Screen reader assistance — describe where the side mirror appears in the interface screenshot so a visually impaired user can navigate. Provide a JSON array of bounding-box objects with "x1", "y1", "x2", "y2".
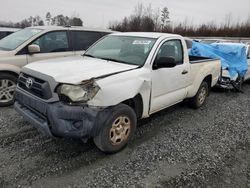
[
  {"x1": 28, "y1": 44, "x2": 40, "y2": 54},
  {"x1": 155, "y1": 57, "x2": 176, "y2": 69}
]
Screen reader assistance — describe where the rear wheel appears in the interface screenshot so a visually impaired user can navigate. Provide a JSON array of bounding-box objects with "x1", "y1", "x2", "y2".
[
  {"x1": 188, "y1": 81, "x2": 209, "y2": 109},
  {"x1": 0, "y1": 73, "x2": 17, "y2": 107},
  {"x1": 94, "y1": 104, "x2": 137, "y2": 153}
]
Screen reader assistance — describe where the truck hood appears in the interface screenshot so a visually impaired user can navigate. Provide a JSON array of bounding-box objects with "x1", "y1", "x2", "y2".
[{"x1": 24, "y1": 56, "x2": 138, "y2": 84}]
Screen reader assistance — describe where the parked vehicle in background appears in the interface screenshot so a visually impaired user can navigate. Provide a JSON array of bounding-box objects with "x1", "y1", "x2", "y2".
[
  {"x1": 246, "y1": 45, "x2": 250, "y2": 79},
  {"x1": 0, "y1": 26, "x2": 112, "y2": 106},
  {"x1": 14, "y1": 32, "x2": 221, "y2": 153},
  {"x1": 0, "y1": 27, "x2": 19, "y2": 40},
  {"x1": 217, "y1": 43, "x2": 250, "y2": 90},
  {"x1": 189, "y1": 41, "x2": 249, "y2": 91}
]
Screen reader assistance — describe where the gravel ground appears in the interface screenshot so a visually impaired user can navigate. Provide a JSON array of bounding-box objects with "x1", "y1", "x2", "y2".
[{"x1": 0, "y1": 84, "x2": 250, "y2": 188}]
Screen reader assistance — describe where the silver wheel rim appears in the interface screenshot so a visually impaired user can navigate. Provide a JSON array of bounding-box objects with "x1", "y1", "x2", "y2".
[
  {"x1": 0, "y1": 79, "x2": 16, "y2": 103},
  {"x1": 109, "y1": 115, "x2": 131, "y2": 146},
  {"x1": 198, "y1": 87, "x2": 207, "y2": 105}
]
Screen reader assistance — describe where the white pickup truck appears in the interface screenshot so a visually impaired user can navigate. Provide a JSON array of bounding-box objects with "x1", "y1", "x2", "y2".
[{"x1": 14, "y1": 32, "x2": 221, "y2": 153}]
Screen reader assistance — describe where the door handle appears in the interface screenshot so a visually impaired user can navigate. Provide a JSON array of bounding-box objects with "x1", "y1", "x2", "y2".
[{"x1": 182, "y1": 70, "x2": 188, "y2": 74}]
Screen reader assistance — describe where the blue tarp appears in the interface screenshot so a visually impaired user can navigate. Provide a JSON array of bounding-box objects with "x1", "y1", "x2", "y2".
[{"x1": 189, "y1": 42, "x2": 248, "y2": 78}]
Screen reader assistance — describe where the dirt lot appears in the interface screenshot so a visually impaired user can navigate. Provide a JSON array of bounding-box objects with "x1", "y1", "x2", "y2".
[{"x1": 0, "y1": 84, "x2": 250, "y2": 188}]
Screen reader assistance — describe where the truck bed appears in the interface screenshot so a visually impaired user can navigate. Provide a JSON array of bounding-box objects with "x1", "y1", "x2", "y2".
[{"x1": 189, "y1": 55, "x2": 219, "y2": 64}]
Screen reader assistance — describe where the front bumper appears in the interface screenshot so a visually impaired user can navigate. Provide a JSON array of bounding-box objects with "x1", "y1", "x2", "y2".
[
  {"x1": 216, "y1": 76, "x2": 244, "y2": 92},
  {"x1": 14, "y1": 89, "x2": 109, "y2": 138},
  {"x1": 216, "y1": 76, "x2": 234, "y2": 89}
]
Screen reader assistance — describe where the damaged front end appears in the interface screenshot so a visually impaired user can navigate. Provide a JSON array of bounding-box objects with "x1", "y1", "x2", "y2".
[
  {"x1": 14, "y1": 91, "x2": 112, "y2": 138},
  {"x1": 217, "y1": 69, "x2": 244, "y2": 92},
  {"x1": 14, "y1": 77, "x2": 111, "y2": 139},
  {"x1": 57, "y1": 79, "x2": 100, "y2": 104}
]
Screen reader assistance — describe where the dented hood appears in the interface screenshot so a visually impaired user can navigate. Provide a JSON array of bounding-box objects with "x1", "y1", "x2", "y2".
[{"x1": 24, "y1": 56, "x2": 138, "y2": 84}]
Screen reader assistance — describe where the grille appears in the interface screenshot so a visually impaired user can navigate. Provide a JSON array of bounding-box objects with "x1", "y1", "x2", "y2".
[{"x1": 18, "y1": 73, "x2": 52, "y2": 100}]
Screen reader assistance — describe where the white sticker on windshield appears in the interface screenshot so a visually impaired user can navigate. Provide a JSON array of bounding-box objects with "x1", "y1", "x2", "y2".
[{"x1": 133, "y1": 40, "x2": 152, "y2": 45}]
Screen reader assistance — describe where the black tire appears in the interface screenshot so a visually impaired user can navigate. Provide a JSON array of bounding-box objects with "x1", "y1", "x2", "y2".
[
  {"x1": 188, "y1": 81, "x2": 209, "y2": 109},
  {"x1": 231, "y1": 76, "x2": 244, "y2": 92},
  {"x1": 93, "y1": 104, "x2": 137, "y2": 153},
  {"x1": 0, "y1": 73, "x2": 18, "y2": 107}
]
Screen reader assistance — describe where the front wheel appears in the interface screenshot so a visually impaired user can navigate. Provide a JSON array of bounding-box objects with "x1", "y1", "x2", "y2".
[
  {"x1": 0, "y1": 73, "x2": 18, "y2": 107},
  {"x1": 188, "y1": 81, "x2": 209, "y2": 109},
  {"x1": 93, "y1": 104, "x2": 137, "y2": 153}
]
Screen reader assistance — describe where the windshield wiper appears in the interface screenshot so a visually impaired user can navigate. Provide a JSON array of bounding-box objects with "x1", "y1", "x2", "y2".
[
  {"x1": 83, "y1": 54, "x2": 119, "y2": 62},
  {"x1": 83, "y1": 55, "x2": 139, "y2": 66},
  {"x1": 83, "y1": 54, "x2": 97, "y2": 58},
  {"x1": 100, "y1": 57, "x2": 119, "y2": 62},
  {"x1": 99, "y1": 57, "x2": 130, "y2": 64}
]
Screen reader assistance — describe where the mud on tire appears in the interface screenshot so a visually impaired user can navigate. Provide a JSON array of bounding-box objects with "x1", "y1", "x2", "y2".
[{"x1": 188, "y1": 81, "x2": 209, "y2": 109}]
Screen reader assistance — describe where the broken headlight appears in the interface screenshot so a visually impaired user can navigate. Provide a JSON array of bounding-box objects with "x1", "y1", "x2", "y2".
[{"x1": 58, "y1": 80, "x2": 100, "y2": 103}]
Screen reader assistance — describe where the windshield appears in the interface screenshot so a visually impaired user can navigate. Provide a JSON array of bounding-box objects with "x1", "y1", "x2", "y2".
[
  {"x1": 84, "y1": 35, "x2": 157, "y2": 66},
  {"x1": 0, "y1": 28, "x2": 42, "y2": 51}
]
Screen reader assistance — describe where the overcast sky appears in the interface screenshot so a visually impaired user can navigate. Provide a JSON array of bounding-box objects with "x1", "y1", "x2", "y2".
[{"x1": 0, "y1": 0, "x2": 249, "y2": 28}]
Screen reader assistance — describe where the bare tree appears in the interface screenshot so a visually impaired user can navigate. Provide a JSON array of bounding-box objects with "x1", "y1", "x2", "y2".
[
  {"x1": 247, "y1": 15, "x2": 250, "y2": 26},
  {"x1": 153, "y1": 8, "x2": 161, "y2": 31},
  {"x1": 70, "y1": 17, "x2": 83, "y2": 26},
  {"x1": 224, "y1": 13, "x2": 232, "y2": 28},
  {"x1": 109, "y1": 3, "x2": 161, "y2": 32},
  {"x1": 161, "y1": 7, "x2": 170, "y2": 31},
  {"x1": 134, "y1": 3, "x2": 143, "y2": 18},
  {"x1": 46, "y1": 12, "x2": 52, "y2": 26}
]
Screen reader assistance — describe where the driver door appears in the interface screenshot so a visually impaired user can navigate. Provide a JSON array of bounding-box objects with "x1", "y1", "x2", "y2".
[{"x1": 150, "y1": 39, "x2": 189, "y2": 114}]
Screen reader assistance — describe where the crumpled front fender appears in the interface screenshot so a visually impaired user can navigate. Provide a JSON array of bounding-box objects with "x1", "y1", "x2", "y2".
[{"x1": 88, "y1": 68, "x2": 151, "y2": 117}]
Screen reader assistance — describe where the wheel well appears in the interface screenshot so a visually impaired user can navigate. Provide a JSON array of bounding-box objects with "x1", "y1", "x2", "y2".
[
  {"x1": 122, "y1": 94, "x2": 143, "y2": 119},
  {"x1": 203, "y1": 75, "x2": 212, "y2": 89},
  {"x1": 0, "y1": 71, "x2": 19, "y2": 78}
]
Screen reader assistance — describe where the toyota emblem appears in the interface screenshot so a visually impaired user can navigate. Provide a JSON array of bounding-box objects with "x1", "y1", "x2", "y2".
[{"x1": 26, "y1": 78, "x2": 33, "y2": 89}]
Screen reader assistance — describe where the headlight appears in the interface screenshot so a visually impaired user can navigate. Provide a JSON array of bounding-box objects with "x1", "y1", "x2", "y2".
[{"x1": 59, "y1": 80, "x2": 100, "y2": 103}]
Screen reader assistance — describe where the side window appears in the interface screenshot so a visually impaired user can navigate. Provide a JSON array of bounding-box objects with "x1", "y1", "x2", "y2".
[
  {"x1": 0, "y1": 32, "x2": 5, "y2": 39},
  {"x1": 31, "y1": 31, "x2": 69, "y2": 53},
  {"x1": 73, "y1": 31, "x2": 103, "y2": 51},
  {"x1": 156, "y1": 40, "x2": 183, "y2": 65}
]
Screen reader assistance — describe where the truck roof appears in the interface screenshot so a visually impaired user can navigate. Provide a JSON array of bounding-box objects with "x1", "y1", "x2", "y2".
[
  {"x1": 28, "y1": 26, "x2": 114, "y2": 33},
  {"x1": 111, "y1": 32, "x2": 182, "y2": 39}
]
